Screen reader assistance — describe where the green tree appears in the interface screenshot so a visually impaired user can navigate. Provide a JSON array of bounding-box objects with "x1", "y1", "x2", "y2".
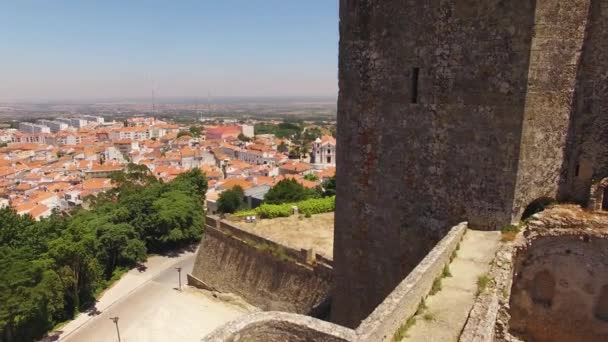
[
  {"x1": 303, "y1": 173, "x2": 319, "y2": 182},
  {"x1": 264, "y1": 179, "x2": 317, "y2": 204},
  {"x1": 0, "y1": 247, "x2": 65, "y2": 341},
  {"x1": 150, "y1": 190, "x2": 204, "y2": 247},
  {"x1": 97, "y1": 222, "x2": 146, "y2": 276},
  {"x1": 47, "y1": 226, "x2": 102, "y2": 315},
  {"x1": 171, "y1": 168, "x2": 208, "y2": 199},
  {"x1": 217, "y1": 186, "x2": 245, "y2": 214},
  {"x1": 0, "y1": 162, "x2": 209, "y2": 341},
  {"x1": 322, "y1": 176, "x2": 336, "y2": 197},
  {"x1": 303, "y1": 127, "x2": 322, "y2": 143},
  {"x1": 189, "y1": 126, "x2": 201, "y2": 137},
  {"x1": 177, "y1": 131, "x2": 192, "y2": 138},
  {"x1": 288, "y1": 146, "x2": 301, "y2": 159},
  {"x1": 237, "y1": 133, "x2": 251, "y2": 142},
  {"x1": 277, "y1": 142, "x2": 288, "y2": 153}
]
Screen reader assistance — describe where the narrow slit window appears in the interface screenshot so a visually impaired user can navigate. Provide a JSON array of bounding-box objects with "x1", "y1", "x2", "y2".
[
  {"x1": 411, "y1": 67, "x2": 420, "y2": 104},
  {"x1": 575, "y1": 164, "x2": 580, "y2": 177}
]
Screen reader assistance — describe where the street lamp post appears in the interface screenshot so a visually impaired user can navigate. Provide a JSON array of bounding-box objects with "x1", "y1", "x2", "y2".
[
  {"x1": 175, "y1": 267, "x2": 182, "y2": 291},
  {"x1": 109, "y1": 316, "x2": 121, "y2": 342}
]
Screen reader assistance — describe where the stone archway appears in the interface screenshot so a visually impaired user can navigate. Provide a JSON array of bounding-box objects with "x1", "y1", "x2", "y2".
[{"x1": 588, "y1": 178, "x2": 608, "y2": 211}]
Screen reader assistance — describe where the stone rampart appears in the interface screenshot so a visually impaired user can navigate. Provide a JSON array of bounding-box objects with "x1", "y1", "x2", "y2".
[
  {"x1": 355, "y1": 222, "x2": 467, "y2": 341},
  {"x1": 462, "y1": 206, "x2": 608, "y2": 341},
  {"x1": 189, "y1": 217, "x2": 332, "y2": 315},
  {"x1": 202, "y1": 312, "x2": 356, "y2": 342},
  {"x1": 202, "y1": 223, "x2": 467, "y2": 341}
]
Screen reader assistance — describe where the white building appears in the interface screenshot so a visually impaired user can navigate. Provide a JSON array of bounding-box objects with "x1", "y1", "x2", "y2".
[
  {"x1": 240, "y1": 124, "x2": 255, "y2": 138},
  {"x1": 56, "y1": 117, "x2": 88, "y2": 129},
  {"x1": 18, "y1": 122, "x2": 51, "y2": 134},
  {"x1": 38, "y1": 120, "x2": 68, "y2": 133},
  {"x1": 81, "y1": 115, "x2": 105, "y2": 124},
  {"x1": 310, "y1": 135, "x2": 337, "y2": 170}
]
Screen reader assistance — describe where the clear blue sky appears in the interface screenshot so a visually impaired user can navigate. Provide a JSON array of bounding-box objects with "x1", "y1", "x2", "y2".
[{"x1": 0, "y1": 1, "x2": 338, "y2": 101}]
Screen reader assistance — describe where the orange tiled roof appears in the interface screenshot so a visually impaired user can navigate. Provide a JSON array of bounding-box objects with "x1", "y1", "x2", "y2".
[
  {"x1": 217, "y1": 178, "x2": 254, "y2": 191},
  {"x1": 29, "y1": 204, "x2": 50, "y2": 219},
  {"x1": 82, "y1": 178, "x2": 114, "y2": 190},
  {"x1": 280, "y1": 162, "x2": 313, "y2": 173}
]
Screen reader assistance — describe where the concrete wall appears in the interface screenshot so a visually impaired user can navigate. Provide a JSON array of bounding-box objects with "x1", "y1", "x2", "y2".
[
  {"x1": 190, "y1": 217, "x2": 332, "y2": 315},
  {"x1": 333, "y1": 0, "x2": 597, "y2": 327}
]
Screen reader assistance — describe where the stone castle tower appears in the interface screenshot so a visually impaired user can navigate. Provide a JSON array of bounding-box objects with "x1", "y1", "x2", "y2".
[{"x1": 332, "y1": 0, "x2": 608, "y2": 328}]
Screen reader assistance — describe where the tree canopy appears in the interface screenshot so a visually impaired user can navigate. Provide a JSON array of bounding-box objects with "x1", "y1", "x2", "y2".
[
  {"x1": 264, "y1": 179, "x2": 318, "y2": 205},
  {"x1": 322, "y1": 176, "x2": 336, "y2": 197},
  {"x1": 217, "y1": 186, "x2": 244, "y2": 214},
  {"x1": 0, "y1": 168, "x2": 207, "y2": 341}
]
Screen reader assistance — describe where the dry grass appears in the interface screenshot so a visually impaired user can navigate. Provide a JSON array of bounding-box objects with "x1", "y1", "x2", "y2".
[
  {"x1": 500, "y1": 224, "x2": 520, "y2": 242},
  {"x1": 393, "y1": 316, "x2": 416, "y2": 341},
  {"x1": 232, "y1": 212, "x2": 335, "y2": 259},
  {"x1": 477, "y1": 275, "x2": 491, "y2": 296}
]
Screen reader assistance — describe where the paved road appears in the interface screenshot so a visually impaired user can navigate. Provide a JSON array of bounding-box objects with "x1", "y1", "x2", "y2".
[
  {"x1": 153, "y1": 254, "x2": 196, "y2": 286},
  {"x1": 57, "y1": 251, "x2": 247, "y2": 342}
]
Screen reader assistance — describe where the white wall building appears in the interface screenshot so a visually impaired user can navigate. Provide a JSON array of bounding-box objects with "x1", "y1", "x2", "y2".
[
  {"x1": 18, "y1": 122, "x2": 51, "y2": 134},
  {"x1": 81, "y1": 115, "x2": 105, "y2": 124},
  {"x1": 240, "y1": 124, "x2": 255, "y2": 138},
  {"x1": 38, "y1": 120, "x2": 68, "y2": 133},
  {"x1": 310, "y1": 136, "x2": 337, "y2": 170}
]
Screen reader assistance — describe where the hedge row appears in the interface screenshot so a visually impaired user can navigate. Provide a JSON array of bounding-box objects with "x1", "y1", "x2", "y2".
[{"x1": 235, "y1": 196, "x2": 336, "y2": 219}]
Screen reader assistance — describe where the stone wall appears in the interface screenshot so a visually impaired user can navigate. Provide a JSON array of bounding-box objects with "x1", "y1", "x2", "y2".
[
  {"x1": 509, "y1": 234, "x2": 608, "y2": 341},
  {"x1": 462, "y1": 205, "x2": 608, "y2": 342},
  {"x1": 333, "y1": 0, "x2": 601, "y2": 327},
  {"x1": 202, "y1": 223, "x2": 466, "y2": 342},
  {"x1": 561, "y1": 0, "x2": 608, "y2": 204},
  {"x1": 355, "y1": 223, "x2": 467, "y2": 341},
  {"x1": 190, "y1": 217, "x2": 332, "y2": 315},
  {"x1": 202, "y1": 312, "x2": 356, "y2": 342},
  {"x1": 512, "y1": 0, "x2": 591, "y2": 218}
]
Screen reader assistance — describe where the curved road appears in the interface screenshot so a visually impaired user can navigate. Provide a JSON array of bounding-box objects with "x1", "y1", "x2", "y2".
[{"x1": 57, "y1": 251, "x2": 246, "y2": 342}]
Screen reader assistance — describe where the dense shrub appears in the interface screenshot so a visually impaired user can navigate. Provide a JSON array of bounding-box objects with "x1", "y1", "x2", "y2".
[
  {"x1": 297, "y1": 196, "x2": 335, "y2": 215},
  {"x1": 256, "y1": 203, "x2": 293, "y2": 219},
  {"x1": 235, "y1": 196, "x2": 335, "y2": 219}
]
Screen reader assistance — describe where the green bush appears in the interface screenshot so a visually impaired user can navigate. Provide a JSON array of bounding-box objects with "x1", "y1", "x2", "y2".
[
  {"x1": 297, "y1": 196, "x2": 335, "y2": 215},
  {"x1": 256, "y1": 203, "x2": 292, "y2": 218},
  {"x1": 234, "y1": 196, "x2": 336, "y2": 219},
  {"x1": 234, "y1": 209, "x2": 256, "y2": 217}
]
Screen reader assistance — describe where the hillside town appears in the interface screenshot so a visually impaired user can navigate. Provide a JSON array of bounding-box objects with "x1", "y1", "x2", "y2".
[{"x1": 0, "y1": 116, "x2": 336, "y2": 221}]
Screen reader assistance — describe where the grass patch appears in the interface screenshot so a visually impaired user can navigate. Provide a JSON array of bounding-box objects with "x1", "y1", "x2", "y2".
[
  {"x1": 501, "y1": 224, "x2": 520, "y2": 242},
  {"x1": 477, "y1": 275, "x2": 491, "y2": 296},
  {"x1": 256, "y1": 242, "x2": 295, "y2": 262},
  {"x1": 393, "y1": 316, "x2": 417, "y2": 341},
  {"x1": 450, "y1": 243, "x2": 460, "y2": 262},
  {"x1": 442, "y1": 264, "x2": 452, "y2": 278},
  {"x1": 423, "y1": 312, "x2": 436, "y2": 322},
  {"x1": 430, "y1": 277, "x2": 442, "y2": 296},
  {"x1": 415, "y1": 298, "x2": 427, "y2": 315}
]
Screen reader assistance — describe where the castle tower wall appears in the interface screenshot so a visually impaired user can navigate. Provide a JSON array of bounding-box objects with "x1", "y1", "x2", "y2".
[
  {"x1": 562, "y1": 0, "x2": 608, "y2": 204},
  {"x1": 333, "y1": 0, "x2": 593, "y2": 328},
  {"x1": 512, "y1": 0, "x2": 591, "y2": 217}
]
